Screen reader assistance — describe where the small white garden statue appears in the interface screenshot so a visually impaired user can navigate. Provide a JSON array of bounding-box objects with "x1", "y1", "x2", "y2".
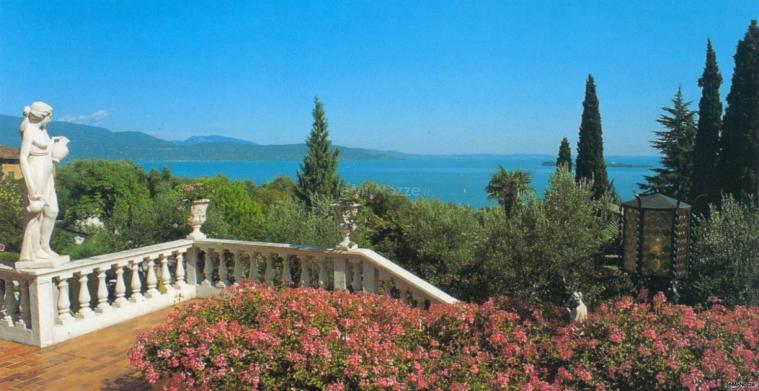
[
  {"x1": 16, "y1": 102, "x2": 70, "y2": 269},
  {"x1": 568, "y1": 291, "x2": 588, "y2": 322}
]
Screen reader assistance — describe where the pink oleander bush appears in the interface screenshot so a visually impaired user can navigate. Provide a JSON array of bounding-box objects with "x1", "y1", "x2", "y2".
[{"x1": 129, "y1": 284, "x2": 759, "y2": 390}]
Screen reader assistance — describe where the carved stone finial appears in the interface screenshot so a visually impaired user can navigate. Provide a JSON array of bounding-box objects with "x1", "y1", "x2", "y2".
[{"x1": 16, "y1": 102, "x2": 70, "y2": 270}]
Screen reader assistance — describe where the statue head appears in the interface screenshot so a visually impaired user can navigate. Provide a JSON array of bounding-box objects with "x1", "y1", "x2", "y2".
[{"x1": 20, "y1": 102, "x2": 54, "y2": 133}]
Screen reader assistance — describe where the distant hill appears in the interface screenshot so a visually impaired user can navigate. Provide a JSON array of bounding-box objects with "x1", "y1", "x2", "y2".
[
  {"x1": 173, "y1": 135, "x2": 258, "y2": 146},
  {"x1": 0, "y1": 115, "x2": 408, "y2": 161}
]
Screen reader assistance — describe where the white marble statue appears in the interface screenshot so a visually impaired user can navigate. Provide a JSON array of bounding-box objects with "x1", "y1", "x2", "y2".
[
  {"x1": 16, "y1": 102, "x2": 70, "y2": 269},
  {"x1": 569, "y1": 291, "x2": 588, "y2": 322}
]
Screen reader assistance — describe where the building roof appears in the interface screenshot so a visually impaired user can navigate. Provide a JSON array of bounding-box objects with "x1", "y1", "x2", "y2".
[
  {"x1": 621, "y1": 193, "x2": 691, "y2": 210},
  {"x1": 0, "y1": 146, "x2": 19, "y2": 160}
]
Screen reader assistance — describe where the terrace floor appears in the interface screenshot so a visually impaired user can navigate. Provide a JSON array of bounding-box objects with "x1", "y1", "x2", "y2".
[{"x1": 0, "y1": 303, "x2": 191, "y2": 391}]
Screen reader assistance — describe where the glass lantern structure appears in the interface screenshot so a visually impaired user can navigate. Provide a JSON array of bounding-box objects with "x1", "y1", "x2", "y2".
[{"x1": 621, "y1": 193, "x2": 691, "y2": 280}]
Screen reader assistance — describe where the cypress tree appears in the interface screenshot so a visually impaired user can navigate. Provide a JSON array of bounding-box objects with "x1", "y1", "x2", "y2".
[
  {"x1": 640, "y1": 88, "x2": 697, "y2": 200},
  {"x1": 556, "y1": 137, "x2": 572, "y2": 170},
  {"x1": 575, "y1": 74, "x2": 609, "y2": 197},
  {"x1": 719, "y1": 20, "x2": 759, "y2": 200},
  {"x1": 296, "y1": 97, "x2": 343, "y2": 207},
  {"x1": 691, "y1": 40, "x2": 723, "y2": 212}
]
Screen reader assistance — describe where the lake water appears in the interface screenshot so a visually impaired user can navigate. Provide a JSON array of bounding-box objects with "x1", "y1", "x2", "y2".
[{"x1": 139, "y1": 156, "x2": 659, "y2": 208}]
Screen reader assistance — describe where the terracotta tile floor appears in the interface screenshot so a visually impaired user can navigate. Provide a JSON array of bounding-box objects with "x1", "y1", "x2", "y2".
[{"x1": 0, "y1": 303, "x2": 193, "y2": 391}]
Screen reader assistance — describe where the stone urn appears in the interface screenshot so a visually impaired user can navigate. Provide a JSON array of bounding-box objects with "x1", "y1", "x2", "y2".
[
  {"x1": 51, "y1": 136, "x2": 70, "y2": 163},
  {"x1": 331, "y1": 202, "x2": 360, "y2": 250},
  {"x1": 186, "y1": 199, "x2": 209, "y2": 240}
]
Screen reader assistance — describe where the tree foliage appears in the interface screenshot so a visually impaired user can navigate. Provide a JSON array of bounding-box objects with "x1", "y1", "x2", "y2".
[
  {"x1": 719, "y1": 20, "x2": 759, "y2": 200},
  {"x1": 296, "y1": 97, "x2": 343, "y2": 207},
  {"x1": 575, "y1": 74, "x2": 610, "y2": 198},
  {"x1": 476, "y1": 168, "x2": 622, "y2": 304},
  {"x1": 691, "y1": 40, "x2": 723, "y2": 213},
  {"x1": 556, "y1": 137, "x2": 572, "y2": 170},
  {"x1": 485, "y1": 166, "x2": 532, "y2": 217},
  {"x1": 0, "y1": 176, "x2": 24, "y2": 253},
  {"x1": 640, "y1": 88, "x2": 697, "y2": 200},
  {"x1": 688, "y1": 196, "x2": 759, "y2": 306}
]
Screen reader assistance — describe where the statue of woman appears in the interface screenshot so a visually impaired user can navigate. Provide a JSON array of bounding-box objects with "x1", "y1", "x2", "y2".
[{"x1": 17, "y1": 102, "x2": 69, "y2": 267}]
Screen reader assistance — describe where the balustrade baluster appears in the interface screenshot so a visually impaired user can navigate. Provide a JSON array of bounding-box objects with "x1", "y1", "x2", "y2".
[
  {"x1": 129, "y1": 259, "x2": 144, "y2": 303},
  {"x1": 76, "y1": 272, "x2": 94, "y2": 318},
  {"x1": 318, "y1": 257, "x2": 329, "y2": 289},
  {"x1": 95, "y1": 268, "x2": 112, "y2": 313},
  {"x1": 113, "y1": 265, "x2": 128, "y2": 307},
  {"x1": 377, "y1": 270, "x2": 386, "y2": 295},
  {"x1": 333, "y1": 257, "x2": 347, "y2": 290},
  {"x1": 399, "y1": 286, "x2": 411, "y2": 304},
  {"x1": 362, "y1": 261, "x2": 377, "y2": 294},
  {"x1": 16, "y1": 280, "x2": 30, "y2": 328},
  {"x1": 264, "y1": 254, "x2": 275, "y2": 286},
  {"x1": 248, "y1": 252, "x2": 260, "y2": 282},
  {"x1": 300, "y1": 256, "x2": 312, "y2": 288},
  {"x1": 379, "y1": 271, "x2": 393, "y2": 297},
  {"x1": 160, "y1": 255, "x2": 172, "y2": 291},
  {"x1": 56, "y1": 277, "x2": 73, "y2": 324},
  {"x1": 0, "y1": 278, "x2": 14, "y2": 326},
  {"x1": 217, "y1": 250, "x2": 228, "y2": 288},
  {"x1": 202, "y1": 249, "x2": 214, "y2": 287},
  {"x1": 174, "y1": 252, "x2": 186, "y2": 288},
  {"x1": 350, "y1": 259, "x2": 362, "y2": 292},
  {"x1": 145, "y1": 257, "x2": 159, "y2": 298},
  {"x1": 282, "y1": 255, "x2": 292, "y2": 286},
  {"x1": 412, "y1": 291, "x2": 425, "y2": 308},
  {"x1": 232, "y1": 251, "x2": 243, "y2": 285}
]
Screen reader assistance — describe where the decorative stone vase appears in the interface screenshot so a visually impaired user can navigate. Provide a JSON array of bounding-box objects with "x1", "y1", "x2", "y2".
[
  {"x1": 51, "y1": 136, "x2": 70, "y2": 163},
  {"x1": 186, "y1": 199, "x2": 209, "y2": 240},
  {"x1": 331, "y1": 202, "x2": 360, "y2": 250}
]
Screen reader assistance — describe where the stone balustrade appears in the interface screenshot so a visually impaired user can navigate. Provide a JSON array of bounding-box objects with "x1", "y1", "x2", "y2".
[
  {"x1": 193, "y1": 239, "x2": 457, "y2": 306},
  {"x1": 0, "y1": 238, "x2": 456, "y2": 347}
]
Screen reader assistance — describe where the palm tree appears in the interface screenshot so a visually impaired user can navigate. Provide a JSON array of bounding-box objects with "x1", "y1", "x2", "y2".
[{"x1": 485, "y1": 166, "x2": 532, "y2": 217}]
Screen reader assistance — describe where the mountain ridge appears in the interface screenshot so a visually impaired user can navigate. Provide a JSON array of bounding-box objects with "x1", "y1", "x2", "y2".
[
  {"x1": 173, "y1": 135, "x2": 259, "y2": 146},
  {"x1": 0, "y1": 115, "x2": 408, "y2": 161}
]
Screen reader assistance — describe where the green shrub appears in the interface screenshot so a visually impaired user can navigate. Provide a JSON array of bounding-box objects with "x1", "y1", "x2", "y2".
[
  {"x1": 688, "y1": 196, "x2": 759, "y2": 306},
  {"x1": 0, "y1": 176, "x2": 24, "y2": 252}
]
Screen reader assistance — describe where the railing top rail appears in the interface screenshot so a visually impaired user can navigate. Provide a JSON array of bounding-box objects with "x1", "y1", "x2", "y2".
[
  {"x1": 0, "y1": 239, "x2": 194, "y2": 278},
  {"x1": 196, "y1": 239, "x2": 458, "y2": 304},
  {"x1": 354, "y1": 248, "x2": 458, "y2": 304},
  {"x1": 196, "y1": 238, "x2": 338, "y2": 255}
]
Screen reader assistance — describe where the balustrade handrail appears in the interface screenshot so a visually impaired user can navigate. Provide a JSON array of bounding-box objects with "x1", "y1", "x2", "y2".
[
  {"x1": 0, "y1": 239, "x2": 194, "y2": 278},
  {"x1": 196, "y1": 238, "x2": 458, "y2": 304}
]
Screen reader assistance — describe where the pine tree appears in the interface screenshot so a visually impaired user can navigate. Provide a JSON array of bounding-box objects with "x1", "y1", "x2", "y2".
[
  {"x1": 719, "y1": 20, "x2": 759, "y2": 200},
  {"x1": 296, "y1": 97, "x2": 343, "y2": 207},
  {"x1": 691, "y1": 40, "x2": 723, "y2": 212},
  {"x1": 575, "y1": 74, "x2": 609, "y2": 197},
  {"x1": 556, "y1": 137, "x2": 572, "y2": 170},
  {"x1": 640, "y1": 88, "x2": 697, "y2": 200}
]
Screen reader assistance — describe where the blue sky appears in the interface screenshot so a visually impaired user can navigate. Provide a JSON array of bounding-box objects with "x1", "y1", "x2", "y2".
[{"x1": 0, "y1": 1, "x2": 755, "y2": 155}]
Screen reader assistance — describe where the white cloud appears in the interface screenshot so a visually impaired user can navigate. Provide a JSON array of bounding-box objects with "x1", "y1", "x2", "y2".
[{"x1": 60, "y1": 109, "x2": 109, "y2": 125}]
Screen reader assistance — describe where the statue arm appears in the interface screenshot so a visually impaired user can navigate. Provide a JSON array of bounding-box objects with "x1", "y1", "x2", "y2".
[{"x1": 18, "y1": 130, "x2": 39, "y2": 199}]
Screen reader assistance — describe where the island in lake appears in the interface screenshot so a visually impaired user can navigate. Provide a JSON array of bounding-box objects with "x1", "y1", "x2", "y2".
[{"x1": 541, "y1": 161, "x2": 653, "y2": 168}]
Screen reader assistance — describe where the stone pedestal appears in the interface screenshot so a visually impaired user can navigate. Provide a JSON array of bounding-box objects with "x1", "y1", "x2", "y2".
[{"x1": 15, "y1": 256, "x2": 70, "y2": 271}]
